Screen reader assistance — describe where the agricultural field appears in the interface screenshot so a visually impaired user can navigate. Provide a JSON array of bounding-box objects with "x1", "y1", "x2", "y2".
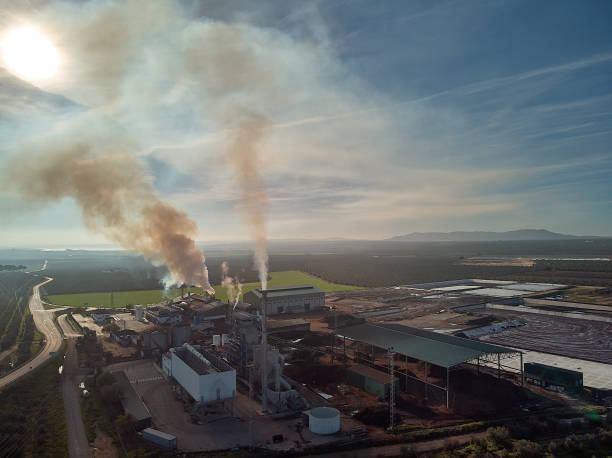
[
  {"x1": 564, "y1": 285, "x2": 612, "y2": 306},
  {"x1": 0, "y1": 272, "x2": 40, "y2": 352},
  {"x1": 46, "y1": 270, "x2": 361, "y2": 307},
  {"x1": 0, "y1": 351, "x2": 67, "y2": 457}
]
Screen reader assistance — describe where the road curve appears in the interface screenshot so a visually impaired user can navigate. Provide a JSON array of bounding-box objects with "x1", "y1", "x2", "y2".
[{"x1": 0, "y1": 276, "x2": 63, "y2": 390}]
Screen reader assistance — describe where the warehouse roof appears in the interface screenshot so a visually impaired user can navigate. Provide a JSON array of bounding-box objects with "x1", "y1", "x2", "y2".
[
  {"x1": 113, "y1": 371, "x2": 152, "y2": 423},
  {"x1": 337, "y1": 323, "x2": 520, "y2": 369},
  {"x1": 249, "y1": 285, "x2": 324, "y2": 299}
]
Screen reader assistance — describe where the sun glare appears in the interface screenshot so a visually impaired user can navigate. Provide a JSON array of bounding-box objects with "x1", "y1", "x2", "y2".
[{"x1": 1, "y1": 27, "x2": 60, "y2": 82}]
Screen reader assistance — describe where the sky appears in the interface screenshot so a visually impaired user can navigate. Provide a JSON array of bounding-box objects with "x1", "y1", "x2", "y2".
[{"x1": 0, "y1": 0, "x2": 611, "y2": 249}]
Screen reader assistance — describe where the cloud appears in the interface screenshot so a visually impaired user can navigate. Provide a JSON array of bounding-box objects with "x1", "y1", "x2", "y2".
[{"x1": 0, "y1": 0, "x2": 611, "y2": 245}]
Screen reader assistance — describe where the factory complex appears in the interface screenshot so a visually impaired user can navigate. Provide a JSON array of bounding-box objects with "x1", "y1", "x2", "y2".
[{"x1": 67, "y1": 276, "x2": 612, "y2": 454}]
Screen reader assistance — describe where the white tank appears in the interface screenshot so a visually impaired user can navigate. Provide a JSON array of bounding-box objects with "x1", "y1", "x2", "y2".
[
  {"x1": 134, "y1": 304, "x2": 144, "y2": 321},
  {"x1": 308, "y1": 407, "x2": 340, "y2": 435},
  {"x1": 212, "y1": 334, "x2": 221, "y2": 346}
]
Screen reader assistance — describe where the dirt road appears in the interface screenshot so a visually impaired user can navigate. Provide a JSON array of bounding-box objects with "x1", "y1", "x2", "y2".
[
  {"x1": 0, "y1": 277, "x2": 63, "y2": 389},
  {"x1": 308, "y1": 431, "x2": 488, "y2": 457}
]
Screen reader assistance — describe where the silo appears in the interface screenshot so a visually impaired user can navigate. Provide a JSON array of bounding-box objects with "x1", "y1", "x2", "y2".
[
  {"x1": 307, "y1": 407, "x2": 340, "y2": 435},
  {"x1": 134, "y1": 304, "x2": 144, "y2": 321}
]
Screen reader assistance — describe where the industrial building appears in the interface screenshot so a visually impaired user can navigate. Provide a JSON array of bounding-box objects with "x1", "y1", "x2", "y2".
[
  {"x1": 243, "y1": 285, "x2": 325, "y2": 315},
  {"x1": 346, "y1": 364, "x2": 399, "y2": 400},
  {"x1": 336, "y1": 323, "x2": 522, "y2": 408},
  {"x1": 145, "y1": 304, "x2": 183, "y2": 325},
  {"x1": 524, "y1": 362, "x2": 583, "y2": 393},
  {"x1": 192, "y1": 300, "x2": 227, "y2": 324},
  {"x1": 162, "y1": 343, "x2": 236, "y2": 404},
  {"x1": 113, "y1": 371, "x2": 152, "y2": 429}
]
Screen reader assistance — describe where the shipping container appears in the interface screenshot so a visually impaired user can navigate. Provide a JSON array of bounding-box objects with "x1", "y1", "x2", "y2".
[{"x1": 140, "y1": 428, "x2": 177, "y2": 449}]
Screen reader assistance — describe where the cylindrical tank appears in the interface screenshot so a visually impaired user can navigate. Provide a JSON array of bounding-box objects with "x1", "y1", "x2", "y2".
[
  {"x1": 212, "y1": 334, "x2": 221, "y2": 346},
  {"x1": 308, "y1": 407, "x2": 340, "y2": 435},
  {"x1": 134, "y1": 304, "x2": 144, "y2": 321}
]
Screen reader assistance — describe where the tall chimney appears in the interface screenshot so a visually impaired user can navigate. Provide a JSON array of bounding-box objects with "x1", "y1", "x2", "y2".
[{"x1": 261, "y1": 289, "x2": 268, "y2": 412}]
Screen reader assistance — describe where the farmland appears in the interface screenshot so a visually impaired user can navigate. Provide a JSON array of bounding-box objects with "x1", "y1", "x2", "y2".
[
  {"x1": 46, "y1": 270, "x2": 361, "y2": 307},
  {"x1": 0, "y1": 272, "x2": 40, "y2": 352}
]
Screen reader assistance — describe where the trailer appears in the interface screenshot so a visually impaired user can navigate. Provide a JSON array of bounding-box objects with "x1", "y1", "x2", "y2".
[{"x1": 140, "y1": 428, "x2": 177, "y2": 450}]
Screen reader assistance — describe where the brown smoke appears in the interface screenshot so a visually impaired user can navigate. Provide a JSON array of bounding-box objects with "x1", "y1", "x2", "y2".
[
  {"x1": 1, "y1": 134, "x2": 213, "y2": 292},
  {"x1": 185, "y1": 23, "x2": 274, "y2": 289}
]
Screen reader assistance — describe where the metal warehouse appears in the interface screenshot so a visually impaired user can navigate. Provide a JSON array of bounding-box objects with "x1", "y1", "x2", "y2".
[
  {"x1": 162, "y1": 343, "x2": 236, "y2": 404},
  {"x1": 244, "y1": 285, "x2": 325, "y2": 315},
  {"x1": 346, "y1": 364, "x2": 399, "y2": 400},
  {"x1": 113, "y1": 371, "x2": 152, "y2": 429},
  {"x1": 524, "y1": 362, "x2": 583, "y2": 393},
  {"x1": 336, "y1": 323, "x2": 522, "y2": 407}
]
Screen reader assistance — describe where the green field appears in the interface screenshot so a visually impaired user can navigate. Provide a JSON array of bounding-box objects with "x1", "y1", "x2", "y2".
[{"x1": 46, "y1": 270, "x2": 360, "y2": 308}]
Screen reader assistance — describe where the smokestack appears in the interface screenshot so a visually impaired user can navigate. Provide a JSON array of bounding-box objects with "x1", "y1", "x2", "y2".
[{"x1": 261, "y1": 288, "x2": 268, "y2": 413}]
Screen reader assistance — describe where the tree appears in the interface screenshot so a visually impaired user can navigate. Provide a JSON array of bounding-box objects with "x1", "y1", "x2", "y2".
[{"x1": 102, "y1": 322, "x2": 120, "y2": 334}]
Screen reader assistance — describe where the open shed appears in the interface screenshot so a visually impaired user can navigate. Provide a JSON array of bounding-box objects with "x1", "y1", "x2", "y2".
[{"x1": 336, "y1": 323, "x2": 522, "y2": 407}]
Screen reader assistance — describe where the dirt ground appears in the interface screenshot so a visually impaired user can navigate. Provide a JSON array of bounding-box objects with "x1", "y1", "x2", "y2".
[
  {"x1": 102, "y1": 339, "x2": 139, "y2": 358},
  {"x1": 91, "y1": 428, "x2": 119, "y2": 458},
  {"x1": 105, "y1": 360, "x2": 351, "y2": 453},
  {"x1": 478, "y1": 309, "x2": 612, "y2": 364},
  {"x1": 565, "y1": 285, "x2": 612, "y2": 306},
  {"x1": 458, "y1": 257, "x2": 534, "y2": 267}
]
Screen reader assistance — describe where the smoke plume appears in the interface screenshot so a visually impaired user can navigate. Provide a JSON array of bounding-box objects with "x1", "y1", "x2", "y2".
[
  {"x1": 184, "y1": 23, "x2": 274, "y2": 289},
  {"x1": 1, "y1": 129, "x2": 213, "y2": 292},
  {"x1": 0, "y1": 1, "x2": 314, "y2": 290},
  {"x1": 221, "y1": 261, "x2": 242, "y2": 308}
]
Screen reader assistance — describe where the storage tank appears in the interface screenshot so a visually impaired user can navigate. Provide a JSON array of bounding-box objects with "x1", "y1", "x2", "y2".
[
  {"x1": 212, "y1": 334, "x2": 221, "y2": 346},
  {"x1": 134, "y1": 304, "x2": 144, "y2": 321},
  {"x1": 307, "y1": 407, "x2": 340, "y2": 435}
]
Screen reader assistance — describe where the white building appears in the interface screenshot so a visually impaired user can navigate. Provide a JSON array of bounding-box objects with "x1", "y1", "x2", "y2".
[
  {"x1": 162, "y1": 344, "x2": 236, "y2": 404},
  {"x1": 243, "y1": 285, "x2": 325, "y2": 315}
]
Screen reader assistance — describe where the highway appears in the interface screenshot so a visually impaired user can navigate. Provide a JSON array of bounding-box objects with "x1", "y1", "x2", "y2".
[{"x1": 0, "y1": 276, "x2": 63, "y2": 390}]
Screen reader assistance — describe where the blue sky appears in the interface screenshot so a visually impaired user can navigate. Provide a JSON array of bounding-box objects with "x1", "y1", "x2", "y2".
[{"x1": 0, "y1": 0, "x2": 611, "y2": 248}]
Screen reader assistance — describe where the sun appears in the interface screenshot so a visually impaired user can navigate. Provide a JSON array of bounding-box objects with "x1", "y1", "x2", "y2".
[{"x1": 1, "y1": 26, "x2": 60, "y2": 82}]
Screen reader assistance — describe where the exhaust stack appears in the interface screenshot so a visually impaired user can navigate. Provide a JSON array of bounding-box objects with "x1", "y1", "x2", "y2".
[{"x1": 261, "y1": 289, "x2": 268, "y2": 412}]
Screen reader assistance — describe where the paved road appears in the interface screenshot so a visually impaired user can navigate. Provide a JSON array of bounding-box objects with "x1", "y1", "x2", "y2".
[
  {"x1": 58, "y1": 313, "x2": 82, "y2": 338},
  {"x1": 0, "y1": 276, "x2": 63, "y2": 390},
  {"x1": 63, "y1": 339, "x2": 92, "y2": 458}
]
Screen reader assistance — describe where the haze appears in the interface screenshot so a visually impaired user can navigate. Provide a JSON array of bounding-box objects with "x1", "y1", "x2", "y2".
[{"x1": 1, "y1": 0, "x2": 612, "y2": 251}]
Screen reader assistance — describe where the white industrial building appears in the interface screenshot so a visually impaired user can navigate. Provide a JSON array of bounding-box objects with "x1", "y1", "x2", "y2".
[
  {"x1": 162, "y1": 344, "x2": 236, "y2": 404},
  {"x1": 243, "y1": 285, "x2": 325, "y2": 315}
]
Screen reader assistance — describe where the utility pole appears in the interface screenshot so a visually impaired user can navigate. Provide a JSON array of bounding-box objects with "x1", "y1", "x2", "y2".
[
  {"x1": 388, "y1": 347, "x2": 395, "y2": 431},
  {"x1": 248, "y1": 363, "x2": 254, "y2": 449},
  {"x1": 331, "y1": 306, "x2": 337, "y2": 364}
]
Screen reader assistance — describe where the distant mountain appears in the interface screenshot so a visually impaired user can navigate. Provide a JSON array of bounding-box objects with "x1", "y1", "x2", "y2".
[{"x1": 387, "y1": 229, "x2": 587, "y2": 242}]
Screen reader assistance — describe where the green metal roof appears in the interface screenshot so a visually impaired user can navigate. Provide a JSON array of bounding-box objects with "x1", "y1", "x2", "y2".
[
  {"x1": 336, "y1": 323, "x2": 520, "y2": 369},
  {"x1": 249, "y1": 285, "x2": 324, "y2": 299},
  {"x1": 113, "y1": 371, "x2": 152, "y2": 423}
]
